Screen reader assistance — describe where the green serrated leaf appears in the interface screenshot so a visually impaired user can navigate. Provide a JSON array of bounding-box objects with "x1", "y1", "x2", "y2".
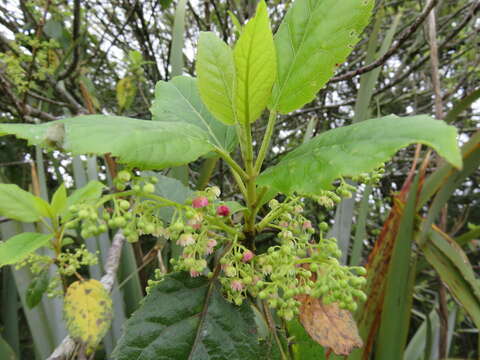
[
  {"x1": 0, "y1": 233, "x2": 53, "y2": 267},
  {"x1": 234, "y1": 0, "x2": 276, "y2": 123},
  {"x1": 271, "y1": 0, "x2": 374, "y2": 113},
  {"x1": 0, "y1": 184, "x2": 44, "y2": 222},
  {"x1": 197, "y1": 32, "x2": 237, "y2": 125},
  {"x1": 63, "y1": 279, "x2": 113, "y2": 353},
  {"x1": 51, "y1": 183, "x2": 67, "y2": 216},
  {"x1": 113, "y1": 272, "x2": 260, "y2": 360},
  {"x1": 257, "y1": 115, "x2": 462, "y2": 195},
  {"x1": 26, "y1": 270, "x2": 49, "y2": 308},
  {"x1": 151, "y1": 76, "x2": 237, "y2": 151},
  {"x1": 0, "y1": 115, "x2": 214, "y2": 170}
]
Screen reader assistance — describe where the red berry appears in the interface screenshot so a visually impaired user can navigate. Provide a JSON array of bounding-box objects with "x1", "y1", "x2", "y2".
[
  {"x1": 216, "y1": 205, "x2": 230, "y2": 216},
  {"x1": 192, "y1": 196, "x2": 209, "y2": 208}
]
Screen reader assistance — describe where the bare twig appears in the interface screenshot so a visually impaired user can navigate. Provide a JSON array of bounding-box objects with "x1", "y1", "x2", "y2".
[{"x1": 47, "y1": 231, "x2": 126, "y2": 360}]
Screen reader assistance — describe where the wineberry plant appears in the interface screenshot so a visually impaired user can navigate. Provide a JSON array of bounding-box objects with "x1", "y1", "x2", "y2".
[{"x1": 0, "y1": 0, "x2": 462, "y2": 359}]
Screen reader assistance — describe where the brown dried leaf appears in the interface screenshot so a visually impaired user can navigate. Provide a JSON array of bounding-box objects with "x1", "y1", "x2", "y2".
[{"x1": 298, "y1": 294, "x2": 363, "y2": 356}]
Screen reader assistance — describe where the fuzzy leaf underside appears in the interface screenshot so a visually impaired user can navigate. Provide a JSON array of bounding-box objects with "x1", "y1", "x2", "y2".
[
  {"x1": 271, "y1": 0, "x2": 374, "y2": 113},
  {"x1": 113, "y1": 272, "x2": 260, "y2": 360},
  {"x1": 151, "y1": 76, "x2": 237, "y2": 151},
  {"x1": 257, "y1": 115, "x2": 462, "y2": 195},
  {"x1": 0, "y1": 115, "x2": 213, "y2": 170}
]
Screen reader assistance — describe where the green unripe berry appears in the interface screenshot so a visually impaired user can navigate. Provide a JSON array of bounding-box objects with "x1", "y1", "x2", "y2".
[
  {"x1": 127, "y1": 234, "x2": 139, "y2": 243},
  {"x1": 98, "y1": 224, "x2": 108, "y2": 233},
  {"x1": 133, "y1": 184, "x2": 141, "y2": 192},
  {"x1": 79, "y1": 209, "x2": 89, "y2": 219},
  {"x1": 117, "y1": 170, "x2": 131, "y2": 182},
  {"x1": 143, "y1": 183, "x2": 155, "y2": 193},
  {"x1": 119, "y1": 200, "x2": 130, "y2": 210},
  {"x1": 319, "y1": 222, "x2": 329, "y2": 232},
  {"x1": 115, "y1": 217, "x2": 126, "y2": 228},
  {"x1": 259, "y1": 291, "x2": 268, "y2": 299},
  {"x1": 145, "y1": 223, "x2": 155, "y2": 234}
]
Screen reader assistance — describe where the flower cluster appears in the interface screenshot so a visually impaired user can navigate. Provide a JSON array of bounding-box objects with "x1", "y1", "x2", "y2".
[
  {"x1": 169, "y1": 187, "x2": 239, "y2": 277},
  {"x1": 56, "y1": 245, "x2": 98, "y2": 276}
]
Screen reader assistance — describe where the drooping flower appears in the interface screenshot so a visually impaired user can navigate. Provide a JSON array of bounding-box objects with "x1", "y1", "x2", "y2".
[
  {"x1": 176, "y1": 233, "x2": 195, "y2": 247},
  {"x1": 231, "y1": 279, "x2": 244, "y2": 291}
]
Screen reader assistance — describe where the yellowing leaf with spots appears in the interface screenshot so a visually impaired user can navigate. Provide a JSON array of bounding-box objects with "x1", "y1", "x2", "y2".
[{"x1": 63, "y1": 279, "x2": 113, "y2": 353}]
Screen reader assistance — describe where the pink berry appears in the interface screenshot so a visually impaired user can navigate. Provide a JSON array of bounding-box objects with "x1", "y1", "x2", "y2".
[
  {"x1": 242, "y1": 250, "x2": 254, "y2": 263},
  {"x1": 231, "y1": 280, "x2": 244, "y2": 291},
  {"x1": 192, "y1": 196, "x2": 209, "y2": 208},
  {"x1": 216, "y1": 205, "x2": 230, "y2": 217}
]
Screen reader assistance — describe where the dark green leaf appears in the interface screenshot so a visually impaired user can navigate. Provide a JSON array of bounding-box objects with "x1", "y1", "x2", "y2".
[
  {"x1": 0, "y1": 115, "x2": 214, "y2": 170},
  {"x1": 113, "y1": 272, "x2": 260, "y2": 360},
  {"x1": 26, "y1": 270, "x2": 49, "y2": 308},
  {"x1": 271, "y1": 0, "x2": 374, "y2": 113},
  {"x1": 257, "y1": 115, "x2": 462, "y2": 195},
  {"x1": 151, "y1": 76, "x2": 237, "y2": 152},
  {"x1": 0, "y1": 233, "x2": 53, "y2": 267}
]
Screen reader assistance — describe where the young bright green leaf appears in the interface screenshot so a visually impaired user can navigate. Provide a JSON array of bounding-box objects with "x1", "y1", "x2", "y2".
[
  {"x1": 257, "y1": 115, "x2": 462, "y2": 195},
  {"x1": 151, "y1": 76, "x2": 237, "y2": 151},
  {"x1": 116, "y1": 76, "x2": 137, "y2": 111},
  {"x1": 271, "y1": 0, "x2": 374, "y2": 113},
  {"x1": 234, "y1": 0, "x2": 276, "y2": 123},
  {"x1": 197, "y1": 32, "x2": 237, "y2": 126},
  {"x1": 0, "y1": 184, "x2": 44, "y2": 222},
  {"x1": 112, "y1": 272, "x2": 260, "y2": 360},
  {"x1": 0, "y1": 115, "x2": 214, "y2": 170},
  {"x1": 66, "y1": 180, "x2": 105, "y2": 209},
  {"x1": 0, "y1": 233, "x2": 53, "y2": 267},
  {"x1": 51, "y1": 183, "x2": 67, "y2": 216},
  {"x1": 63, "y1": 279, "x2": 113, "y2": 353}
]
